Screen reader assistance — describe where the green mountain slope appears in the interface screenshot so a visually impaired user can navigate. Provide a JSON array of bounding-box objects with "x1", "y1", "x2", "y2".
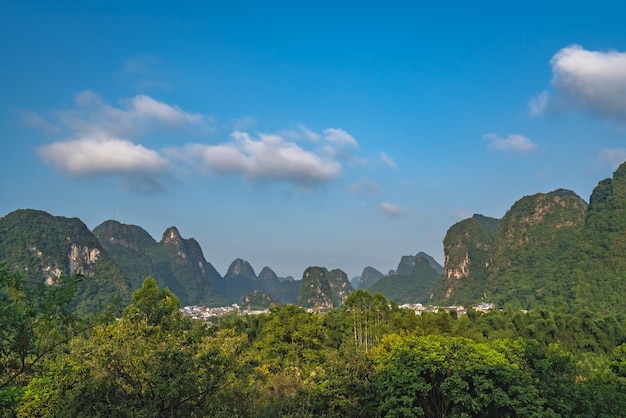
[
  {"x1": 94, "y1": 221, "x2": 226, "y2": 307},
  {"x1": 0, "y1": 209, "x2": 131, "y2": 313}
]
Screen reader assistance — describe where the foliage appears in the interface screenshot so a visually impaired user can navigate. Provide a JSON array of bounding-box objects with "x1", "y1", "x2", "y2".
[
  {"x1": 0, "y1": 264, "x2": 97, "y2": 415},
  {"x1": 16, "y1": 278, "x2": 246, "y2": 418}
]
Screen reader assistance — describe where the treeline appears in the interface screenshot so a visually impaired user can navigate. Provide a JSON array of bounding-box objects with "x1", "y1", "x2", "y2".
[{"x1": 2, "y1": 267, "x2": 626, "y2": 417}]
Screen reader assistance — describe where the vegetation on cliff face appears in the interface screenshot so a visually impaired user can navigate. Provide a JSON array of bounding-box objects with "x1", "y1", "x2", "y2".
[
  {"x1": 94, "y1": 221, "x2": 226, "y2": 308},
  {"x1": 440, "y1": 214, "x2": 500, "y2": 305},
  {"x1": 0, "y1": 210, "x2": 130, "y2": 313},
  {"x1": 357, "y1": 266, "x2": 384, "y2": 289},
  {"x1": 486, "y1": 190, "x2": 587, "y2": 309},
  {"x1": 295, "y1": 266, "x2": 334, "y2": 308},
  {"x1": 441, "y1": 163, "x2": 626, "y2": 314}
]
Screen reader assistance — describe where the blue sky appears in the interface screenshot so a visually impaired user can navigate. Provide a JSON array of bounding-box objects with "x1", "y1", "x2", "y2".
[{"x1": 2, "y1": 1, "x2": 626, "y2": 279}]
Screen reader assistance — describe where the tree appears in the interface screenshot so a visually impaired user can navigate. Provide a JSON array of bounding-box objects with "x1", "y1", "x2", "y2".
[
  {"x1": 374, "y1": 335, "x2": 554, "y2": 417},
  {"x1": 17, "y1": 277, "x2": 247, "y2": 417},
  {"x1": 0, "y1": 264, "x2": 84, "y2": 413}
]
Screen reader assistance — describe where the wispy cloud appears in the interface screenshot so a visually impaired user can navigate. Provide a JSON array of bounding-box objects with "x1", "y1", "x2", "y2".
[
  {"x1": 346, "y1": 179, "x2": 380, "y2": 195},
  {"x1": 15, "y1": 110, "x2": 60, "y2": 134},
  {"x1": 543, "y1": 45, "x2": 626, "y2": 121},
  {"x1": 380, "y1": 151, "x2": 397, "y2": 169},
  {"x1": 598, "y1": 149, "x2": 626, "y2": 169},
  {"x1": 483, "y1": 133, "x2": 537, "y2": 153},
  {"x1": 379, "y1": 202, "x2": 405, "y2": 218},
  {"x1": 528, "y1": 90, "x2": 550, "y2": 117}
]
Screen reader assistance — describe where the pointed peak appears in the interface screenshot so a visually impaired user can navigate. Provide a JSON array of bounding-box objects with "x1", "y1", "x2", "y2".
[
  {"x1": 225, "y1": 258, "x2": 257, "y2": 280},
  {"x1": 162, "y1": 226, "x2": 183, "y2": 245}
]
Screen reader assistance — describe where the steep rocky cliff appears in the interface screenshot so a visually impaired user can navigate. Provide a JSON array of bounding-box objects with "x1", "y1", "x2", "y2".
[
  {"x1": 94, "y1": 221, "x2": 226, "y2": 307},
  {"x1": 326, "y1": 268, "x2": 355, "y2": 307},
  {"x1": 0, "y1": 209, "x2": 130, "y2": 313},
  {"x1": 440, "y1": 214, "x2": 499, "y2": 304}
]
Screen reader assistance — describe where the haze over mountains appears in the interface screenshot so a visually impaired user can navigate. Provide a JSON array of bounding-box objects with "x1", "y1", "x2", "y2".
[{"x1": 4, "y1": 161, "x2": 626, "y2": 315}]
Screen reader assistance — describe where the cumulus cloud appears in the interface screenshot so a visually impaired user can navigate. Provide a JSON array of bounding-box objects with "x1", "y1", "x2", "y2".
[
  {"x1": 181, "y1": 130, "x2": 344, "y2": 187},
  {"x1": 380, "y1": 151, "x2": 397, "y2": 169},
  {"x1": 31, "y1": 91, "x2": 361, "y2": 191},
  {"x1": 598, "y1": 149, "x2": 626, "y2": 169},
  {"x1": 37, "y1": 135, "x2": 167, "y2": 176},
  {"x1": 33, "y1": 91, "x2": 208, "y2": 191},
  {"x1": 483, "y1": 133, "x2": 537, "y2": 153},
  {"x1": 547, "y1": 45, "x2": 626, "y2": 121},
  {"x1": 379, "y1": 202, "x2": 405, "y2": 218}
]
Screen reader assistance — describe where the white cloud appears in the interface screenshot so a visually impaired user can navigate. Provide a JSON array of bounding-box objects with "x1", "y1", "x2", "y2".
[
  {"x1": 322, "y1": 128, "x2": 358, "y2": 158},
  {"x1": 380, "y1": 151, "x2": 397, "y2": 169},
  {"x1": 299, "y1": 125, "x2": 322, "y2": 142},
  {"x1": 54, "y1": 91, "x2": 208, "y2": 138},
  {"x1": 549, "y1": 45, "x2": 626, "y2": 121},
  {"x1": 182, "y1": 130, "x2": 343, "y2": 187},
  {"x1": 37, "y1": 134, "x2": 167, "y2": 176},
  {"x1": 528, "y1": 90, "x2": 550, "y2": 117},
  {"x1": 33, "y1": 91, "x2": 208, "y2": 190},
  {"x1": 483, "y1": 133, "x2": 537, "y2": 153},
  {"x1": 323, "y1": 128, "x2": 358, "y2": 147},
  {"x1": 31, "y1": 91, "x2": 362, "y2": 191},
  {"x1": 598, "y1": 149, "x2": 626, "y2": 169},
  {"x1": 379, "y1": 202, "x2": 405, "y2": 218}
]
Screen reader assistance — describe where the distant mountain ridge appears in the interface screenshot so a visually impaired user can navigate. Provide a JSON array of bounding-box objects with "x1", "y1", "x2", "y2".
[
  {"x1": 367, "y1": 253, "x2": 443, "y2": 304},
  {"x1": 11, "y1": 157, "x2": 626, "y2": 316}
]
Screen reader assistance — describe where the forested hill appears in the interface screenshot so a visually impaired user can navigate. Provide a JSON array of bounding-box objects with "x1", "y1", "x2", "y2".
[
  {"x1": 7, "y1": 162, "x2": 626, "y2": 315},
  {"x1": 440, "y1": 161, "x2": 626, "y2": 314},
  {"x1": 94, "y1": 220, "x2": 227, "y2": 307},
  {"x1": 0, "y1": 209, "x2": 131, "y2": 313}
]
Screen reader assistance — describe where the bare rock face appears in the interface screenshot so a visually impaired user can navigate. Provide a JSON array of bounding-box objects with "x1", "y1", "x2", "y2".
[
  {"x1": 326, "y1": 269, "x2": 355, "y2": 307},
  {"x1": 0, "y1": 209, "x2": 130, "y2": 313},
  {"x1": 441, "y1": 214, "x2": 499, "y2": 302}
]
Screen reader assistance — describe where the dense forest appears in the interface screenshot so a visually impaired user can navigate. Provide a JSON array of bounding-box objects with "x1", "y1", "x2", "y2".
[
  {"x1": 2, "y1": 265, "x2": 626, "y2": 417},
  {"x1": 7, "y1": 163, "x2": 626, "y2": 416}
]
